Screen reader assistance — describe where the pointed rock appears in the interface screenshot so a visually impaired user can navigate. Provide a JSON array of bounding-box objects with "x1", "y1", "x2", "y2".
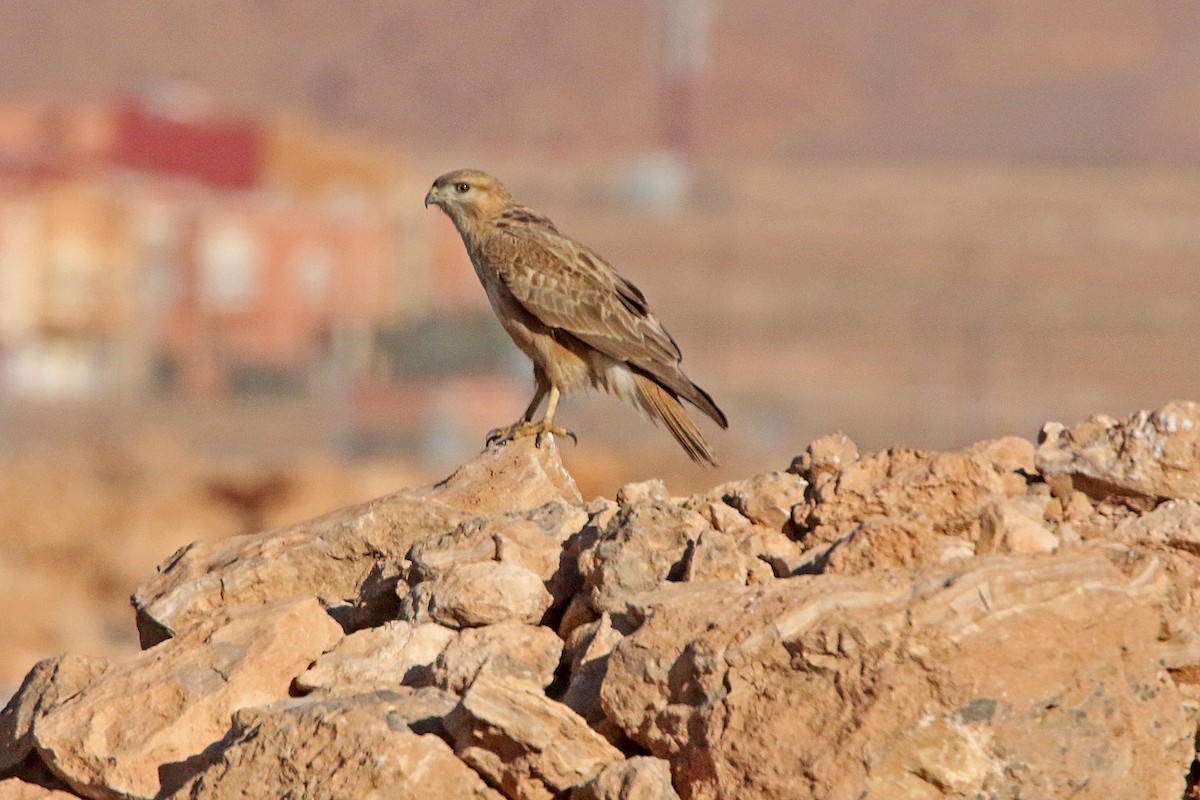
[
  {"x1": 446, "y1": 672, "x2": 622, "y2": 800},
  {"x1": 34, "y1": 598, "x2": 342, "y2": 800},
  {"x1": 133, "y1": 437, "x2": 580, "y2": 646},
  {"x1": 165, "y1": 692, "x2": 501, "y2": 800},
  {"x1": 1036, "y1": 401, "x2": 1200, "y2": 503},
  {"x1": 294, "y1": 621, "x2": 455, "y2": 695},
  {"x1": 570, "y1": 757, "x2": 680, "y2": 800}
]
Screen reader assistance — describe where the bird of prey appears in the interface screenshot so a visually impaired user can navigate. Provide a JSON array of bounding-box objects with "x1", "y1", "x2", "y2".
[{"x1": 425, "y1": 169, "x2": 727, "y2": 465}]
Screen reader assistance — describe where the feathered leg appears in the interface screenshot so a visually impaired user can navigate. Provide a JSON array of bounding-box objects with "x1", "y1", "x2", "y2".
[{"x1": 486, "y1": 369, "x2": 576, "y2": 448}]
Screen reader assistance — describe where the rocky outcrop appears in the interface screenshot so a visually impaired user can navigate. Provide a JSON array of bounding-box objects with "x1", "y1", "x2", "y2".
[{"x1": 4, "y1": 402, "x2": 1200, "y2": 799}]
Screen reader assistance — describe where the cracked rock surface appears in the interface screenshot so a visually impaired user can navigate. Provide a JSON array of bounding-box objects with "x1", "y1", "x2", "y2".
[{"x1": 4, "y1": 404, "x2": 1200, "y2": 799}]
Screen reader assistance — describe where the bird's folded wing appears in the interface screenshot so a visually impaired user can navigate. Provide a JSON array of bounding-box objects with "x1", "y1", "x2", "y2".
[{"x1": 487, "y1": 220, "x2": 683, "y2": 370}]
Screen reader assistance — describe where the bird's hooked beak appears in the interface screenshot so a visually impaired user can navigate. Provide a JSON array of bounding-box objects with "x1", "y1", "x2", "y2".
[{"x1": 424, "y1": 186, "x2": 440, "y2": 208}]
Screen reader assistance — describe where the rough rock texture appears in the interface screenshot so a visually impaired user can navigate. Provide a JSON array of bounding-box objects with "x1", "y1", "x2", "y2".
[
  {"x1": 600, "y1": 554, "x2": 1190, "y2": 799},
  {"x1": 790, "y1": 435, "x2": 1035, "y2": 574},
  {"x1": 0, "y1": 779, "x2": 80, "y2": 800},
  {"x1": 7, "y1": 404, "x2": 1200, "y2": 799},
  {"x1": 133, "y1": 437, "x2": 581, "y2": 646},
  {"x1": 402, "y1": 561, "x2": 553, "y2": 628},
  {"x1": 446, "y1": 672, "x2": 623, "y2": 800},
  {"x1": 0, "y1": 656, "x2": 111, "y2": 776},
  {"x1": 424, "y1": 622, "x2": 563, "y2": 694},
  {"x1": 571, "y1": 757, "x2": 680, "y2": 800},
  {"x1": 168, "y1": 691, "x2": 502, "y2": 800},
  {"x1": 33, "y1": 598, "x2": 342, "y2": 800},
  {"x1": 1036, "y1": 401, "x2": 1200, "y2": 503},
  {"x1": 293, "y1": 621, "x2": 455, "y2": 695}
]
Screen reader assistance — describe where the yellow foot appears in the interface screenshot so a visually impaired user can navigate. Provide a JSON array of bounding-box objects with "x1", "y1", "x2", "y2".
[{"x1": 485, "y1": 421, "x2": 578, "y2": 448}]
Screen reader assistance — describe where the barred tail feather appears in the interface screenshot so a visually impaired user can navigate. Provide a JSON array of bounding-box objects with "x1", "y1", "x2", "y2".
[{"x1": 632, "y1": 373, "x2": 719, "y2": 466}]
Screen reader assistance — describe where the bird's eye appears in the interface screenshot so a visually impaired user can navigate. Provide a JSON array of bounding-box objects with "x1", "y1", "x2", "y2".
[{"x1": 455, "y1": 182, "x2": 470, "y2": 194}]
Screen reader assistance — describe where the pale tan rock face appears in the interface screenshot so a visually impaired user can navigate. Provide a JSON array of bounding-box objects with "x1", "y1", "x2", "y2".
[
  {"x1": 600, "y1": 552, "x2": 1192, "y2": 800},
  {"x1": 424, "y1": 621, "x2": 563, "y2": 694},
  {"x1": 133, "y1": 437, "x2": 582, "y2": 646},
  {"x1": 33, "y1": 598, "x2": 342, "y2": 800},
  {"x1": 6, "y1": 407, "x2": 1200, "y2": 800},
  {"x1": 402, "y1": 561, "x2": 554, "y2": 628},
  {"x1": 294, "y1": 620, "x2": 456, "y2": 695},
  {"x1": 165, "y1": 692, "x2": 503, "y2": 800},
  {"x1": 0, "y1": 778, "x2": 81, "y2": 799},
  {"x1": 445, "y1": 672, "x2": 624, "y2": 800},
  {"x1": 570, "y1": 757, "x2": 680, "y2": 800},
  {"x1": 789, "y1": 435, "x2": 1036, "y2": 574},
  {"x1": 1036, "y1": 401, "x2": 1200, "y2": 503},
  {"x1": 0, "y1": 655, "x2": 111, "y2": 775}
]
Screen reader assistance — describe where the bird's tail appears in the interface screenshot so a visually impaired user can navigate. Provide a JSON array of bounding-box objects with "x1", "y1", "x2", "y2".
[{"x1": 633, "y1": 373, "x2": 719, "y2": 466}]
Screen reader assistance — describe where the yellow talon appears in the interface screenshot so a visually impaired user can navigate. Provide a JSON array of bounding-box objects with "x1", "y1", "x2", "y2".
[{"x1": 485, "y1": 421, "x2": 577, "y2": 449}]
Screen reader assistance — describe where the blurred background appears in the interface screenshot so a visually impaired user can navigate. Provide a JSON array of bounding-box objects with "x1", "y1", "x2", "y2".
[{"x1": 1, "y1": 0, "x2": 1199, "y2": 689}]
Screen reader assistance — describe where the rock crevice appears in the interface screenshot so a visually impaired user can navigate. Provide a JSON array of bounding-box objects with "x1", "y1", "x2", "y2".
[{"x1": 3, "y1": 402, "x2": 1200, "y2": 799}]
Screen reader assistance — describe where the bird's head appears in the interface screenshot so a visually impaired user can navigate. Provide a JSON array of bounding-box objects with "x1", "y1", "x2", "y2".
[{"x1": 425, "y1": 169, "x2": 513, "y2": 223}]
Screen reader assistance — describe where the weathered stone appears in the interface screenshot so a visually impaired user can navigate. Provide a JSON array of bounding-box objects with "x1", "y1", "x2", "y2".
[
  {"x1": 407, "y1": 500, "x2": 588, "y2": 604},
  {"x1": 294, "y1": 621, "x2": 455, "y2": 695},
  {"x1": 570, "y1": 757, "x2": 680, "y2": 800},
  {"x1": 17, "y1": 406, "x2": 1200, "y2": 800},
  {"x1": 600, "y1": 552, "x2": 1190, "y2": 799},
  {"x1": 133, "y1": 437, "x2": 580, "y2": 646},
  {"x1": 1115, "y1": 500, "x2": 1200, "y2": 552},
  {"x1": 1036, "y1": 401, "x2": 1200, "y2": 503},
  {"x1": 0, "y1": 655, "x2": 111, "y2": 775},
  {"x1": 615, "y1": 480, "x2": 671, "y2": 506},
  {"x1": 737, "y1": 529, "x2": 804, "y2": 577},
  {"x1": 429, "y1": 437, "x2": 582, "y2": 514},
  {"x1": 725, "y1": 471, "x2": 808, "y2": 530},
  {"x1": 166, "y1": 691, "x2": 501, "y2": 800},
  {"x1": 977, "y1": 496, "x2": 1058, "y2": 554},
  {"x1": 446, "y1": 672, "x2": 623, "y2": 800},
  {"x1": 679, "y1": 529, "x2": 752, "y2": 583},
  {"x1": 424, "y1": 622, "x2": 563, "y2": 694},
  {"x1": 0, "y1": 778, "x2": 81, "y2": 800},
  {"x1": 34, "y1": 598, "x2": 342, "y2": 800},
  {"x1": 788, "y1": 437, "x2": 1035, "y2": 574},
  {"x1": 576, "y1": 501, "x2": 710, "y2": 613},
  {"x1": 402, "y1": 561, "x2": 553, "y2": 628},
  {"x1": 788, "y1": 432, "x2": 861, "y2": 480},
  {"x1": 562, "y1": 615, "x2": 628, "y2": 727}
]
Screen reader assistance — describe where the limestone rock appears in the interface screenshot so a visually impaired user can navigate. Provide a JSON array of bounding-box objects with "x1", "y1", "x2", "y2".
[
  {"x1": 789, "y1": 436, "x2": 1035, "y2": 574},
  {"x1": 599, "y1": 552, "x2": 1190, "y2": 799},
  {"x1": 0, "y1": 779, "x2": 81, "y2": 800},
  {"x1": 446, "y1": 671, "x2": 623, "y2": 800},
  {"x1": 34, "y1": 597, "x2": 342, "y2": 800},
  {"x1": 167, "y1": 691, "x2": 501, "y2": 800},
  {"x1": 977, "y1": 496, "x2": 1058, "y2": 554},
  {"x1": 1114, "y1": 500, "x2": 1200, "y2": 552},
  {"x1": 788, "y1": 431, "x2": 861, "y2": 480},
  {"x1": 615, "y1": 480, "x2": 671, "y2": 506},
  {"x1": 424, "y1": 622, "x2": 563, "y2": 694},
  {"x1": 576, "y1": 501, "x2": 710, "y2": 614},
  {"x1": 15, "y1": 405, "x2": 1200, "y2": 800},
  {"x1": 407, "y1": 500, "x2": 588, "y2": 604},
  {"x1": 133, "y1": 437, "x2": 580, "y2": 646},
  {"x1": 294, "y1": 621, "x2": 455, "y2": 695},
  {"x1": 1, "y1": 655, "x2": 111, "y2": 775},
  {"x1": 402, "y1": 561, "x2": 553, "y2": 628},
  {"x1": 562, "y1": 615, "x2": 629, "y2": 728},
  {"x1": 570, "y1": 757, "x2": 680, "y2": 800},
  {"x1": 1036, "y1": 401, "x2": 1200, "y2": 503},
  {"x1": 678, "y1": 529, "x2": 755, "y2": 583},
  {"x1": 724, "y1": 471, "x2": 808, "y2": 530},
  {"x1": 427, "y1": 436, "x2": 581, "y2": 514}
]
